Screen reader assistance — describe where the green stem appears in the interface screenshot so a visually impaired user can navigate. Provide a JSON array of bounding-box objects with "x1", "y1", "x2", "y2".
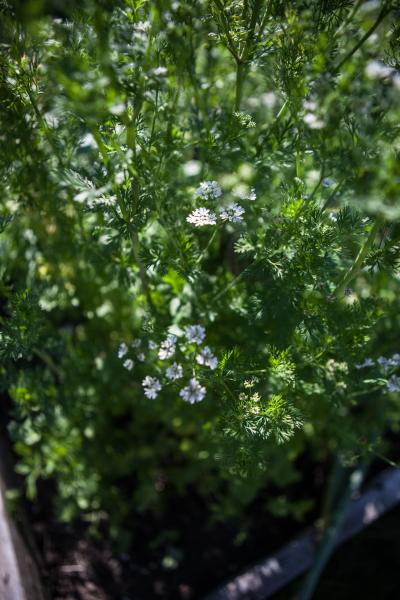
[
  {"x1": 235, "y1": 60, "x2": 245, "y2": 111},
  {"x1": 211, "y1": 257, "x2": 263, "y2": 303},
  {"x1": 298, "y1": 463, "x2": 367, "y2": 600},
  {"x1": 335, "y1": 216, "x2": 383, "y2": 297},
  {"x1": 33, "y1": 348, "x2": 64, "y2": 382},
  {"x1": 334, "y1": 0, "x2": 363, "y2": 39},
  {"x1": 221, "y1": 378, "x2": 236, "y2": 402},
  {"x1": 334, "y1": 3, "x2": 391, "y2": 73},
  {"x1": 296, "y1": 139, "x2": 301, "y2": 178},
  {"x1": 196, "y1": 228, "x2": 218, "y2": 264},
  {"x1": 130, "y1": 228, "x2": 155, "y2": 311},
  {"x1": 91, "y1": 129, "x2": 110, "y2": 170}
]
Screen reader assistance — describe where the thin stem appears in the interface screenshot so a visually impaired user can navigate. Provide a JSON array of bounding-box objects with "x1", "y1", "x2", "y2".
[
  {"x1": 24, "y1": 83, "x2": 64, "y2": 167},
  {"x1": 235, "y1": 60, "x2": 245, "y2": 111},
  {"x1": 221, "y1": 378, "x2": 236, "y2": 402},
  {"x1": 334, "y1": 3, "x2": 391, "y2": 73},
  {"x1": 196, "y1": 228, "x2": 218, "y2": 264},
  {"x1": 91, "y1": 129, "x2": 110, "y2": 170},
  {"x1": 309, "y1": 163, "x2": 325, "y2": 200},
  {"x1": 33, "y1": 348, "x2": 64, "y2": 382},
  {"x1": 334, "y1": 0, "x2": 363, "y2": 39},
  {"x1": 321, "y1": 178, "x2": 345, "y2": 211},
  {"x1": 211, "y1": 257, "x2": 263, "y2": 303},
  {"x1": 129, "y1": 228, "x2": 155, "y2": 311},
  {"x1": 296, "y1": 139, "x2": 301, "y2": 178},
  {"x1": 335, "y1": 216, "x2": 384, "y2": 297}
]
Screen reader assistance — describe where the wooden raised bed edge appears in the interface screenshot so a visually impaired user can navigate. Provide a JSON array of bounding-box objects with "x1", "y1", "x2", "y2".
[
  {"x1": 0, "y1": 433, "x2": 48, "y2": 600},
  {"x1": 204, "y1": 467, "x2": 400, "y2": 600}
]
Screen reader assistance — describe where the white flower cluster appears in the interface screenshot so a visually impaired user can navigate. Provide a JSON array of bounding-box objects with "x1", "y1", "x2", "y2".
[
  {"x1": 116, "y1": 326, "x2": 217, "y2": 403},
  {"x1": 355, "y1": 353, "x2": 400, "y2": 393},
  {"x1": 195, "y1": 180, "x2": 222, "y2": 200},
  {"x1": 196, "y1": 346, "x2": 218, "y2": 370},
  {"x1": 387, "y1": 375, "x2": 400, "y2": 393},
  {"x1": 166, "y1": 362, "x2": 183, "y2": 380},
  {"x1": 158, "y1": 334, "x2": 177, "y2": 360},
  {"x1": 117, "y1": 338, "x2": 156, "y2": 372},
  {"x1": 187, "y1": 180, "x2": 247, "y2": 227},
  {"x1": 246, "y1": 188, "x2": 257, "y2": 201},
  {"x1": 143, "y1": 376, "x2": 162, "y2": 399},
  {"x1": 186, "y1": 207, "x2": 216, "y2": 227},
  {"x1": 355, "y1": 353, "x2": 400, "y2": 371},
  {"x1": 179, "y1": 378, "x2": 206, "y2": 404},
  {"x1": 219, "y1": 202, "x2": 245, "y2": 223},
  {"x1": 365, "y1": 60, "x2": 400, "y2": 89},
  {"x1": 302, "y1": 99, "x2": 325, "y2": 130},
  {"x1": 184, "y1": 324, "x2": 206, "y2": 345}
]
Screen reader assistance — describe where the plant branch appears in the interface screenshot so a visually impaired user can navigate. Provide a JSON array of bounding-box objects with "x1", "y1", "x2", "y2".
[
  {"x1": 334, "y1": 3, "x2": 392, "y2": 73},
  {"x1": 335, "y1": 216, "x2": 384, "y2": 297}
]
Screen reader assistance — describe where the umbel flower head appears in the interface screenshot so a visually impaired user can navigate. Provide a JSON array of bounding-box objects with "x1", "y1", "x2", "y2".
[
  {"x1": 387, "y1": 375, "x2": 400, "y2": 393},
  {"x1": 158, "y1": 334, "x2": 177, "y2": 360},
  {"x1": 166, "y1": 362, "x2": 183, "y2": 380},
  {"x1": 117, "y1": 343, "x2": 128, "y2": 359},
  {"x1": 196, "y1": 346, "x2": 218, "y2": 370},
  {"x1": 142, "y1": 376, "x2": 162, "y2": 399},
  {"x1": 123, "y1": 358, "x2": 134, "y2": 371},
  {"x1": 184, "y1": 324, "x2": 206, "y2": 345},
  {"x1": 186, "y1": 207, "x2": 217, "y2": 227},
  {"x1": 195, "y1": 180, "x2": 222, "y2": 200},
  {"x1": 219, "y1": 202, "x2": 245, "y2": 223},
  {"x1": 180, "y1": 378, "x2": 206, "y2": 404}
]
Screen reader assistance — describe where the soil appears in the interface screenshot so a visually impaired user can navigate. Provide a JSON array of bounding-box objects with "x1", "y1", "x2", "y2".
[
  {"x1": 29, "y1": 474, "x2": 315, "y2": 600},
  {"x1": 4, "y1": 393, "x2": 400, "y2": 600},
  {"x1": 25, "y1": 447, "x2": 329, "y2": 600},
  {"x1": 28, "y1": 437, "x2": 400, "y2": 600}
]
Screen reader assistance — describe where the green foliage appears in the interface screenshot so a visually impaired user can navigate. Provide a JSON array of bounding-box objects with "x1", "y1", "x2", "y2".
[{"x1": 1, "y1": 0, "x2": 400, "y2": 542}]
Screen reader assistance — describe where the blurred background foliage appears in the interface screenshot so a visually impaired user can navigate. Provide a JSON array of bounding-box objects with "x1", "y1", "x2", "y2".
[{"x1": 0, "y1": 0, "x2": 400, "y2": 552}]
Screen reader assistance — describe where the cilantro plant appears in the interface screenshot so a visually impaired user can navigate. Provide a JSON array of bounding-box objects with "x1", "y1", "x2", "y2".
[{"x1": 1, "y1": 0, "x2": 400, "y2": 565}]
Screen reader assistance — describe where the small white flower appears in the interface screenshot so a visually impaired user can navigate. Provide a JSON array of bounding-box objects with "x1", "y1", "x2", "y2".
[
  {"x1": 185, "y1": 324, "x2": 206, "y2": 345},
  {"x1": 166, "y1": 362, "x2": 183, "y2": 380},
  {"x1": 387, "y1": 375, "x2": 400, "y2": 393},
  {"x1": 303, "y1": 113, "x2": 325, "y2": 129},
  {"x1": 183, "y1": 160, "x2": 202, "y2": 177},
  {"x1": 142, "y1": 376, "x2": 162, "y2": 399},
  {"x1": 158, "y1": 334, "x2": 177, "y2": 360},
  {"x1": 148, "y1": 340, "x2": 158, "y2": 350},
  {"x1": 377, "y1": 356, "x2": 390, "y2": 371},
  {"x1": 123, "y1": 358, "x2": 134, "y2": 371},
  {"x1": 246, "y1": 188, "x2": 257, "y2": 201},
  {"x1": 355, "y1": 358, "x2": 374, "y2": 369},
  {"x1": 186, "y1": 207, "x2": 217, "y2": 227},
  {"x1": 179, "y1": 378, "x2": 206, "y2": 404},
  {"x1": 260, "y1": 92, "x2": 277, "y2": 108},
  {"x1": 219, "y1": 202, "x2": 245, "y2": 223},
  {"x1": 303, "y1": 99, "x2": 317, "y2": 111},
  {"x1": 131, "y1": 339, "x2": 141, "y2": 348},
  {"x1": 195, "y1": 180, "x2": 222, "y2": 200},
  {"x1": 150, "y1": 66, "x2": 168, "y2": 77},
  {"x1": 389, "y1": 353, "x2": 400, "y2": 366},
  {"x1": 137, "y1": 353, "x2": 146, "y2": 362},
  {"x1": 196, "y1": 346, "x2": 218, "y2": 370},
  {"x1": 365, "y1": 60, "x2": 393, "y2": 80},
  {"x1": 118, "y1": 343, "x2": 128, "y2": 359}
]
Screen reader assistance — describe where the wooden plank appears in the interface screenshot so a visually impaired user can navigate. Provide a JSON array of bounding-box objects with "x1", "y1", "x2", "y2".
[
  {"x1": 0, "y1": 433, "x2": 47, "y2": 600},
  {"x1": 204, "y1": 468, "x2": 400, "y2": 600}
]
